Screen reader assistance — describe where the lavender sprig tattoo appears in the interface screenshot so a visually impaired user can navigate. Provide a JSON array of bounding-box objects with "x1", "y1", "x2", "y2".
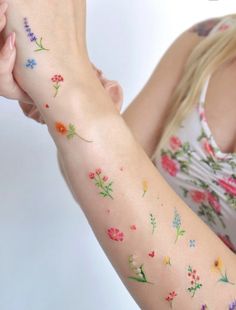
[
  {"x1": 172, "y1": 208, "x2": 185, "y2": 243},
  {"x1": 23, "y1": 17, "x2": 49, "y2": 52}
]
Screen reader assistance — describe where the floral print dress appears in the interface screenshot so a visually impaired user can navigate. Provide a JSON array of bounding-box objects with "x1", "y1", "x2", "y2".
[{"x1": 153, "y1": 16, "x2": 236, "y2": 254}]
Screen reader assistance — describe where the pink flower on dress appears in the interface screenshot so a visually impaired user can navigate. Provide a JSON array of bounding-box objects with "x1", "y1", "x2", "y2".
[
  {"x1": 206, "y1": 192, "x2": 221, "y2": 214},
  {"x1": 169, "y1": 136, "x2": 182, "y2": 151},
  {"x1": 161, "y1": 154, "x2": 179, "y2": 177},
  {"x1": 218, "y1": 177, "x2": 236, "y2": 197},
  {"x1": 107, "y1": 227, "x2": 124, "y2": 241},
  {"x1": 199, "y1": 109, "x2": 207, "y2": 121},
  {"x1": 217, "y1": 234, "x2": 236, "y2": 253},
  {"x1": 202, "y1": 138, "x2": 215, "y2": 157},
  {"x1": 190, "y1": 190, "x2": 206, "y2": 203},
  {"x1": 218, "y1": 24, "x2": 230, "y2": 32}
]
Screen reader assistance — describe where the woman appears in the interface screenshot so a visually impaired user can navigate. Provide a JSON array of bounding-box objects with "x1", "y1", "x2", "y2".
[{"x1": 1, "y1": 1, "x2": 236, "y2": 308}]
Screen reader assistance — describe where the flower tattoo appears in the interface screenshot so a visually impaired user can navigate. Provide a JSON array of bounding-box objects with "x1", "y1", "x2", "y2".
[
  {"x1": 149, "y1": 213, "x2": 157, "y2": 234},
  {"x1": 142, "y1": 180, "x2": 148, "y2": 197},
  {"x1": 55, "y1": 122, "x2": 93, "y2": 143},
  {"x1": 25, "y1": 59, "x2": 37, "y2": 69},
  {"x1": 187, "y1": 266, "x2": 203, "y2": 297},
  {"x1": 51, "y1": 74, "x2": 64, "y2": 97},
  {"x1": 107, "y1": 227, "x2": 124, "y2": 242},
  {"x1": 88, "y1": 168, "x2": 114, "y2": 199},
  {"x1": 23, "y1": 17, "x2": 49, "y2": 52},
  {"x1": 165, "y1": 291, "x2": 177, "y2": 308},
  {"x1": 229, "y1": 300, "x2": 236, "y2": 310},
  {"x1": 172, "y1": 208, "x2": 185, "y2": 243},
  {"x1": 163, "y1": 256, "x2": 171, "y2": 266},
  {"x1": 128, "y1": 255, "x2": 153, "y2": 284},
  {"x1": 211, "y1": 257, "x2": 235, "y2": 285}
]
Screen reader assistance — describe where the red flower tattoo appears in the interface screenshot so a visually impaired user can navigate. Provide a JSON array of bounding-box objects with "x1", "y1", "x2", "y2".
[
  {"x1": 165, "y1": 291, "x2": 177, "y2": 308},
  {"x1": 51, "y1": 74, "x2": 64, "y2": 97},
  {"x1": 107, "y1": 227, "x2": 124, "y2": 241}
]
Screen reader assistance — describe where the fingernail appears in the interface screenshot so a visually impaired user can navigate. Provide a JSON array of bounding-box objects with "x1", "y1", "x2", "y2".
[
  {"x1": 9, "y1": 32, "x2": 15, "y2": 50},
  {"x1": 0, "y1": 2, "x2": 8, "y2": 15}
]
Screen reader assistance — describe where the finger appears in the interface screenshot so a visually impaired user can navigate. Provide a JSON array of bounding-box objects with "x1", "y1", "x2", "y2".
[
  {"x1": 0, "y1": 2, "x2": 8, "y2": 32},
  {"x1": 0, "y1": 32, "x2": 15, "y2": 63}
]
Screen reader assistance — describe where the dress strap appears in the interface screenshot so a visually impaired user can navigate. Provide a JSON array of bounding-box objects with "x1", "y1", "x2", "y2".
[{"x1": 199, "y1": 75, "x2": 211, "y2": 104}]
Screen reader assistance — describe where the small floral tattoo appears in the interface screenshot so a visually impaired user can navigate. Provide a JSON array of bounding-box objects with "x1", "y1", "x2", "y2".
[
  {"x1": 128, "y1": 255, "x2": 153, "y2": 284},
  {"x1": 165, "y1": 291, "x2": 177, "y2": 308},
  {"x1": 51, "y1": 74, "x2": 64, "y2": 97},
  {"x1": 142, "y1": 180, "x2": 148, "y2": 197},
  {"x1": 211, "y1": 257, "x2": 235, "y2": 285},
  {"x1": 163, "y1": 256, "x2": 171, "y2": 266},
  {"x1": 55, "y1": 122, "x2": 93, "y2": 143},
  {"x1": 172, "y1": 208, "x2": 185, "y2": 243},
  {"x1": 107, "y1": 227, "x2": 124, "y2": 241},
  {"x1": 88, "y1": 168, "x2": 113, "y2": 199},
  {"x1": 44, "y1": 104, "x2": 50, "y2": 109},
  {"x1": 201, "y1": 305, "x2": 209, "y2": 310},
  {"x1": 187, "y1": 266, "x2": 203, "y2": 297},
  {"x1": 148, "y1": 250, "x2": 155, "y2": 258},
  {"x1": 130, "y1": 224, "x2": 137, "y2": 230},
  {"x1": 25, "y1": 58, "x2": 37, "y2": 69},
  {"x1": 23, "y1": 17, "x2": 49, "y2": 51},
  {"x1": 229, "y1": 299, "x2": 236, "y2": 310},
  {"x1": 189, "y1": 239, "x2": 196, "y2": 248},
  {"x1": 149, "y1": 213, "x2": 157, "y2": 234}
]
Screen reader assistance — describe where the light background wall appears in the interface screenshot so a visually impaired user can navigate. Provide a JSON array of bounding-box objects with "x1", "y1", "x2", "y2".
[{"x1": 0, "y1": 1, "x2": 235, "y2": 309}]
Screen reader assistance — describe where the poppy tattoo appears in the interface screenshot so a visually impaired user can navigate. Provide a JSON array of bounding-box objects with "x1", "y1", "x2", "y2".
[
  {"x1": 172, "y1": 208, "x2": 185, "y2": 243},
  {"x1": 187, "y1": 266, "x2": 203, "y2": 297},
  {"x1": 128, "y1": 255, "x2": 153, "y2": 284},
  {"x1": 55, "y1": 122, "x2": 93, "y2": 143},
  {"x1": 51, "y1": 75, "x2": 64, "y2": 97},
  {"x1": 88, "y1": 168, "x2": 113, "y2": 199},
  {"x1": 211, "y1": 257, "x2": 235, "y2": 285},
  {"x1": 23, "y1": 17, "x2": 49, "y2": 52}
]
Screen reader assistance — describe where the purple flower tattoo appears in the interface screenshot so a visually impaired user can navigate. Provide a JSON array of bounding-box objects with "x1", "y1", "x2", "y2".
[{"x1": 23, "y1": 17, "x2": 49, "y2": 52}]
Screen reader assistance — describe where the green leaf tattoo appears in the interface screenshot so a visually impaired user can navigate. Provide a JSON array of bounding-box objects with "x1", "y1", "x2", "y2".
[
  {"x1": 149, "y1": 213, "x2": 157, "y2": 234},
  {"x1": 128, "y1": 255, "x2": 153, "y2": 284},
  {"x1": 172, "y1": 208, "x2": 185, "y2": 243}
]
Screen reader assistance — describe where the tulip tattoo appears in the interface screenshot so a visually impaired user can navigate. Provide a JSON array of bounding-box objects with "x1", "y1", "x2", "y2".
[{"x1": 23, "y1": 17, "x2": 49, "y2": 52}]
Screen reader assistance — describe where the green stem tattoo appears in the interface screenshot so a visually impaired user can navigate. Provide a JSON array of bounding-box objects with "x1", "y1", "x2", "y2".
[
  {"x1": 128, "y1": 255, "x2": 154, "y2": 284},
  {"x1": 34, "y1": 37, "x2": 50, "y2": 52},
  {"x1": 89, "y1": 169, "x2": 114, "y2": 199},
  {"x1": 149, "y1": 213, "x2": 157, "y2": 234}
]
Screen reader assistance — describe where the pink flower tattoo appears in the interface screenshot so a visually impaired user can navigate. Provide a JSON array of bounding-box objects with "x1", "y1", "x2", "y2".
[
  {"x1": 88, "y1": 168, "x2": 114, "y2": 199},
  {"x1": 51, "y1": 74, "x2": 64, "y2": 97},
  {"x1": 107, "y1": 227, "x2": 124, "y2": 241}
]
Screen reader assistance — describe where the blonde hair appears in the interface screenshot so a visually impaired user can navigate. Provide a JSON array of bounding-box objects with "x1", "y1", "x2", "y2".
[{"x1": 151, "y1": 13, "x2": 236, "y2": 162}]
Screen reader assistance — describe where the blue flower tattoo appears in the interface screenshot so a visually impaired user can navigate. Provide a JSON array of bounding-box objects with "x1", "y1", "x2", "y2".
[{"x1": 25, "y1": 59, "x2": 37, "y2": 69}]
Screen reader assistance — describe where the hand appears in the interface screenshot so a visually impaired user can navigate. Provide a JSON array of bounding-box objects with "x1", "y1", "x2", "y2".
[{"x1": 0, "y1": 2, "x2": 32, "y2": 103}]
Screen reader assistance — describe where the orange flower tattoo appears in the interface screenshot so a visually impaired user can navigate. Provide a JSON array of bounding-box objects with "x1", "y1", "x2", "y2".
[{"x1": 55, "y1": 122, "x2": 93, "y2": 143}]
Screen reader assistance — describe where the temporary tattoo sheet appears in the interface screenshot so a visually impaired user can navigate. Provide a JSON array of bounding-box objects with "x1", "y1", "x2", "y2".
[
  {"x1": 51, "y1": 74, "x2": 64, "y2": 97},
  {"x1": 23, "y1": 17, "x2": 49, "y2": 51},
  {"x1": 88, "y1": 168, "x2": 113, "y2": 199},
  {"x1": 55, "y1": 122, "x2": 93, "y2": 143},
  {"x1": 128, "y1": 255, "x2": 153, "y2": 284},
  {"x1": 187, "y1": 266, "x2": 203, "y2": 297},
  {"x1": 172, "y1": 208, "x2": 185, "y2": 243},
  {"x1": 211, "y1": 257, "x2": 235, "y2": 285},
  {"x1": 165, "y1": 291, "x2": 177, "y2": 308}
]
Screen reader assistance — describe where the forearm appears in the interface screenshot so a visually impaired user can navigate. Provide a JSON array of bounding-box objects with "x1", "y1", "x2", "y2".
[{"x1": 5, "y1": 3, "x2": 236, "y2": 309}]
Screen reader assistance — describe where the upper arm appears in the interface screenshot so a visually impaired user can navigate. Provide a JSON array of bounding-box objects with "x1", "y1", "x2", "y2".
[{"x1": 122, "y1": 17, "x2": 222, "y2": 158}]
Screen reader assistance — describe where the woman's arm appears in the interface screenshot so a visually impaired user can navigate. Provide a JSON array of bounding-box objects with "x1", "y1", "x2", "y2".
[
  {"x1": 4, "y1": 2, "x2": 236, "y2": 309},
  {"x1": 122, "y1": 17, "x2": 222, "y2": 158}
]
